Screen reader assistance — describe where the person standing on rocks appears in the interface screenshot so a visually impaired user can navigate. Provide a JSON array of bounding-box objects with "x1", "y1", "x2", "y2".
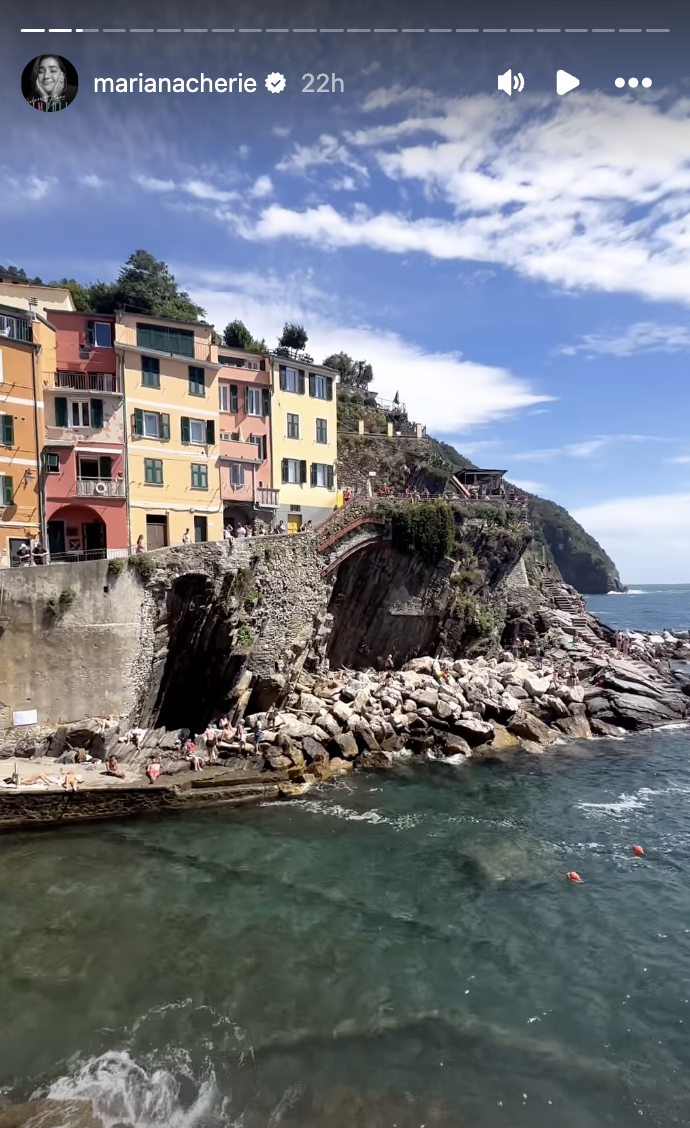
[
  {"x1": 252, "y1": 720, "x2": 263, "y2": 748},
  {"x1": 522, "y1": 638, "x2": 531, "y2": 660},
  {"x1": 512, "y1": 637, "x2": 521, "y2": 660}
]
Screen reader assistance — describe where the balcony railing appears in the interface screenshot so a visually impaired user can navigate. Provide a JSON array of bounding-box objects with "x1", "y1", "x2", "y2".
[
  {"x1": 114, "y1": 324, "x2": 214, "y2": 363},
  {"x1": 255, "y1": 487, "x2": 280, "y2": 509},
  {"x1": 219, "y1": 435, "x2": 263, "y2": 462},
  {"x1": 44, "y1": 371, "x2": 121, "y2": 394},
  {"x1": 76, "y1": 478, "x2": 126, "y2": 498}
]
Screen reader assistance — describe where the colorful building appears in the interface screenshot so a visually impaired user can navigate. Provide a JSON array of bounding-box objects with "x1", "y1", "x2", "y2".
[
  {"x1": 216, "y1": 346, "x2": 278, "y2": 529},
  {"x1": 0, "y1": 304, "x2": 49, "y2": 564},
  {"x1": 268, "y1": 354, "x2": 338, "y2": 530},
  {"x1": 42, "y1": 311, "x2": 127, "y2": 559},
  {"x1": 115, "y1": 312, "x2": 222, "y2": 548}
]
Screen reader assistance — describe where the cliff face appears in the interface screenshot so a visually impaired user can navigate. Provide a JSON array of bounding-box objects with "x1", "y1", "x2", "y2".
[{"x1": 526, "y1": 497, "x2": 625, "y2": 595}]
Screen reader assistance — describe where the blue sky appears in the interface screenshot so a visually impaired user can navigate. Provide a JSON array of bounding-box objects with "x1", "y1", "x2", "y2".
[{"x1": 2, "y1": 1, "x2": 689, "y2": 581}]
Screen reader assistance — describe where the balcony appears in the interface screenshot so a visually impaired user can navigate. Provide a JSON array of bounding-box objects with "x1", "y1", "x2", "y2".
[
  {"x1": 114, "y1": 324, "x2": 214, "y2": 363},
  {"x1": 44, "y1": 371, "x2": 122, "y2": 394},
  {"x1": 76, "y1": 478, "x2": 126, "y2": 498},
  {"x1": 255, "y1": 487, "x2": 280, "y2": 509},
  {"x1": 219, "y1": 434, "x2": 263, "y2": 463}
]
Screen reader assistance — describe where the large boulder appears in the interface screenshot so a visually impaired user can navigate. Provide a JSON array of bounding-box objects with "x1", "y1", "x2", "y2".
[
  {"x1": 441, "y1": 733, "x2": 473, "y2": 757},
  {"x1": 352, "y1": 719, "x2": 381, "y2": 751},
  {"x1": 381, "y1": 734, "x2": 406, "y2": 753},
  {"x1": 405, "y1": 657, "x2": 435, "y2": 673},
  {"x1": 302, "y1": 736, "x2": 330, "y2": 763},
  {"x1": 276, "y1": 716, "x2": 329, "y2": 741},
  {"x1": 435, "y1": 699, "x2": 454, "y2": 721},
  {"x1": 589, "y1": 717, "x2": 624, "y2": 738},
  {"x1": 611, "y1": 693, "x2": 680, "y2": 729},
  {"x1": 331, "y1": 700, "x2": 353, "y2": 725},
  {"x1": 523, "y1": 675, "x2": 553, "y2": 698},
  {"x1": 488, "y1": 724, "x2": 522, "y2": 752},
  {"x1": 554, "y1": 715, "x2": 592, "y2": 740},
  {"x1": 329, "y1": 757, "x2": 353, "y2": 776},
  {"x1": 315, "y1": 713, "x2": 341, "y2": 739},
  {"x1": 508, "y1": 711, "x2": 557, "y2": 746},
  {"x1": 331, "y1": 731, "x2": 359, "y2": 760},
  {"x1": 265, "y1": 751, "x2": 294, "y2": 772},
  {"x1": 452, "y1": 715, "x2": 494, "y2": 747},
  {"x1": 298, "y1": 692, "x2": 323, "y2": 715},
  {"x1": 411, "y1": 689, "x2": 439, "y2": 710},
  {"x1": 355, "y1": 750, "x2": 394, "y2": 771},
  {"x1": 541, "y1": 694, "x2": 570, "y2": 719}
]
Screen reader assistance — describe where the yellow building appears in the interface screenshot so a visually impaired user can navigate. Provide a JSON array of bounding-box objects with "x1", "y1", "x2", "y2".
[
  {"x1": 0, "y1": 306, "x2": 55, "y2": 563},
  {"x1": 115, "y1": 313, "x2": 222, "y2": 548},
  {"x1": 268, "y1": 354, "x2": 338, "y2": 530},
  {"x1": 0, "y1": 280, "x2": 75, "y2": 320}
]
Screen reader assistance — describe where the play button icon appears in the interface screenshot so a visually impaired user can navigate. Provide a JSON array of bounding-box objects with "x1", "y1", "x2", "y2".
[{"x1": 557, "y1": 70, "x2": 580, "y2": 95}]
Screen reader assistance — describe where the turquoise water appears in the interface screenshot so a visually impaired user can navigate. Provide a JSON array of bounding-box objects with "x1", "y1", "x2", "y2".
[
  {"x1": 586, "y1": 584, "x2": 690, "y2": 634},
  {"x1": 2, "y1": 729, "x2": 690, "y2": 1127}
]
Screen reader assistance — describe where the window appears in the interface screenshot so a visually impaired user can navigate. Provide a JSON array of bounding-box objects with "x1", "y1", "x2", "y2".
[
  {"x1": 279, "y1": 366, "x2": 305, "y2": 394},
  {"x1": 219, "y1": 383, "x2": 238, "y2": 413},
  {"x1": 311, "y1": 463, "x2": 335, "y2": 489},
  {"x1": 1, "y1": 415, "x2": 14, "y2": 446},
  {"x1": 309, "y1": 373, "x2": 333, "y2": 400},
  {"x1": 133, "y1": 409, "x2": 170, "y2": 440},
  {"x1": 230, "y1": 463, "x2": 245, "y2": 486},
  {"x1": 1, "y1": 475, "x2": 13, "y2": 506},
  {"x1": 287, "y1": 413, "x2": 300, "y2": 439},
  {"x1": 71, "y1": 401, "x2": 90, "y2": 428},
  {"x1": 191, "y1": 463, "x2": 208, "y2": 489},
  {"x1": 250, "y1": 434, "x2": 267, "y2": 461},
  {"x1": 194, "y1": 515, "x2": 208, "y2": 542},
  {"x1": 136, "y1": 323, "x2": 194, "y2": 357},
  {"x1": 188, "y1": 366, "x2": 205, "y2": 396},
  {"x1": 316, "y1": 418, "x2": 328, "y2": 444},
  {"x1": 219, "y1": 355, "x2": 262, "y2": 370},
  {"x1": 141, "y1": 356, "x2": 160, "y2": 388},
  {"x1": 181, "y1": 417, "x2": 216, "y2": 445},
  {"x1": 61, "y1": 399, "x2": 103, "y2": 429},
  {"x1": 44, "y1": 452, "x2": 60, "y2": 474},
  {"x1": 245, "y1": 386, "x2": 262, "y2": 416},
  {"x1": 79, "y1": 456, "x2": 111, "y2": 480},
  {"x1": 282, "y1": 458, "x2": 307, "y2": 485},
  {"x1": 144, "y1": 458, "x2": 164, "y2": 485},
  {"x1": 87, "y1": 321, "x2": 112, "y2": 348}
]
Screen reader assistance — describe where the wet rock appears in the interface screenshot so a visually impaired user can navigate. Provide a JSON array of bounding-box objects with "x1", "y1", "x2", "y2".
[
  {"x1": 554, "y1": 714, "x2": 592, "y2": 739},
  {"x1": 452, "y1": 715, "x2": 494, "y2": 746},
  {"x1": 381, "y1": 734, "x2": 406, "y2": 753},
  {"x1": 441, "y1": 733, "x2": 473, "y2": 757},
  {"x1": 329, "y1": 756, "x2": 354, "y2": 775},
  {"x1": 508, "y1": 711, "x2": 557, "y2": 746},
  {"x1": 355, "y1": 749, "x2": 394, "y2": 771},
  {"x1": 589, "y1": 717, "x2": 624, "y2": 738},
  {"x1": 487, "y1": 723, "x2": 522, "y2": 752},
  {"x1": 519, "y1": 738, "x2": 548, "y2": 754},
  {"x1": 332, "y1": 731, "x2": 359, "y2": 759}
]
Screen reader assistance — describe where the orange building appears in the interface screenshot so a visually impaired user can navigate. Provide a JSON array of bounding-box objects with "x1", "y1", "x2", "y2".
[{"x1": 0, "y1": 305, "x2": 52, "y2": 564}]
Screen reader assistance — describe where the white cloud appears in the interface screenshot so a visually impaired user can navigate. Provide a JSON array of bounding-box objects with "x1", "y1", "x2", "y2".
[
  {"x1": 276, "y1": 133, "x2": 369, "y2": 184},
  {"x1": 669, "y1": 454, "x2": 690, "y2": 464},
  {"x1": 512, "y1": 439, "x2": 608, "y2": 462},
  {"x1": 508, "y1": 479, "x2": 546, "y2": 493},
  {"x1": 184, "y1": 270, "x2": 551, "y2": 433},
  {"x1": 24, "y1": 175, "x2": 54, "y2": 200},
  {"x1": 135, "y1": 175, "x2": 176, "y2": 192},
  {"x1": 573, "y1": 493, "x2": 690, "y2": 583},
  {"x1": 80, "y1": 174, "x2": 104, "y2": 189},
  {"x1": 249, "y1": 91, "x2": 690, "y2": 305},
  {"x1": 561, "y1": 322, "x2": 690, "y2": 358},
  {"x1": 251, "y1": 175, "x2": 273, "y2": 198}
]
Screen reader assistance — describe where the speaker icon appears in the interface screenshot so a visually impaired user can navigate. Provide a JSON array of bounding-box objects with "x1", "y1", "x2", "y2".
[{"x1": 497, "y1": 69, "x2": 525, "y2": 96}]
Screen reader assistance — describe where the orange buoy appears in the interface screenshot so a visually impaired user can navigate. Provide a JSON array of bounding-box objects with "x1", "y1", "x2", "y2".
[
  {"x1": 567, "y1": 871, "x2": 582, "y2": 883},
  {"x1": 632, "y1": 845, "x2": 645, "y2": 857}
]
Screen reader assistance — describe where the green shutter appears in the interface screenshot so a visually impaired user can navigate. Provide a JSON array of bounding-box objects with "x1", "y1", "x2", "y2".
[
  {"x1": 327, "y1": 465, "x2": 334, "y2": 489},
  {"x1": 230, "y1": 385, "x2": 238, "y2": 412},
  {"x1": 160, "y1": 413, "x2": 170, "y2": 440},
  {"x1": 2, "y1": 476, "x2": 12, "y2": 505},
  {"x1": 181, "y1": 417, "x2": 190, "y2": 444},
  {"x1": 326, "y1": 377, "x2": 333, "y2": 401},
  {"x1": 86, "y1": 321, "x2": 95, "y2": 346},
  {"x1": 279, "y1": 367, "x2": 286, "y2": 390},
  {"x1": 55, "y1": 398, "x2": 68, "y2": 427},
  {"x1": 300, "y1": 459, "x2": 307, "y2": 484},
  {"x1": 1, "y1": 416, "x2": 13, "y2": 446},
  {"x1": 308, "y1": 374, "x2": 316, "y2": 397},
  {"x1": 205, "y1": 420, "x2": 215, "y2": 446},
  {"x1": 310, "y1": 462, "x2": 317, "y2": 487},
  {"x1": 298, "y1": 370, "x2": 305, "y2": 395},
  {"x1": 244, "y1": 386, "x2": 249, "y2": 413},
  {"x1": 262, "y1": 388, "x2": 270, "y2": 416},
  {"x1": 90, "y1": 399, "x2": 104, "y2": 429},
  {"x1": 281, "y1": 458, "x2": 288, "y2": 483},
  {"x1": 133, "y1": 408, "x2": 144, "y2": 436},
  {"x1": 99, "y1": 456, "x2": 112, "y2": 479}
]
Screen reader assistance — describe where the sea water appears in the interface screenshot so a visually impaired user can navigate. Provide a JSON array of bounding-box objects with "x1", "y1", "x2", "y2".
[
  {"x1": 2, "y1": 729, "x2": 690, "y2": 1127},
  {"x1": 586, "y1": 583, "x2": 690, "y2": 634}
]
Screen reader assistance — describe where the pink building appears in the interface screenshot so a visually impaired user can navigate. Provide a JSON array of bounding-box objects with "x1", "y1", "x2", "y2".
[
  {"x1": 217, "y1": 348, "x2": 278, "y2": 528},
  {"x1": 42, "y1": 311, "x2": 128, "y2": 558}
]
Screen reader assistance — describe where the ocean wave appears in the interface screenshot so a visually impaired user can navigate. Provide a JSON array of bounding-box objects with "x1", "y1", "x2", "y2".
[
  {"x1": 578, "y1": 792, "x2": 649, "y2": 816},
  {"x1": 43, "y1": 1050, "x2": 227, "y2": 1128},
  {"x1": 293, "y1": 798, "x2": 421, "y2": 831}
]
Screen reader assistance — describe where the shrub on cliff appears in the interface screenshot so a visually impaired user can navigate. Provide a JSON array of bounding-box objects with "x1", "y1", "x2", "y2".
[{"x1": 391, "y1": 500, "x2": 455, "y2": 564}]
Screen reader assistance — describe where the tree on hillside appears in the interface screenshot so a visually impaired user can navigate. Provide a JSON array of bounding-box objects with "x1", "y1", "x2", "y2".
[
  {"x1": 88, "y1": 250, "x2": 206, "y2": 321},
  {"x1": 323, "y1": 351, "x2": 374, "y2": 388},
  {"x1": 0, "y1": 264, "x2": 44, "y2": 284},
  {"x1": 49, "y1": 278, "x2": 91, "y2": 311},
  {"x1": 222, "y1": 319, "x2": 266, "y2": 352}
]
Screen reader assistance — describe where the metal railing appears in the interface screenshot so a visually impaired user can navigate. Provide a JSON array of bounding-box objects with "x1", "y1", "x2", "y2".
[
  {"x1": 76, "y1": 478, "x2": 126, "y2": 498},
  {"x1": 44, "y1": 371, "x2": 122, "y2": 394}
]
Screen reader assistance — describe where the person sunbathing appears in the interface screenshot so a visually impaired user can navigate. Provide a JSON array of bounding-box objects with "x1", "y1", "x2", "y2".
[
  {"x1": 146, "y1": 755, "x2": 162, "y2": 783},
  {"x1": 104, "y1": 755, "x2": 126, "y2": 779}
]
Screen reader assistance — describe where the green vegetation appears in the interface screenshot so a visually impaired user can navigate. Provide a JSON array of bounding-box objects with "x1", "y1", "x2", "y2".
[
  {"x1": 389, "y1": 500, "x2": 455, "y2": 564},
  {"x1": 232, "y1": 566, "x2": 258, "y2": 602},
  {"x1": 222, "y1": 319, "x2": 266, "y2": 352},
  {"x1": 130, "y1": 553, "x2": 157, "y2": 582},
  {"x1": 278, "y1": 322, "x2": 308, "y2": 352},
  {"x1": 235, "y1": 624, "x2": 254, "y2": 649},
  {"x1": 323, "y1": 351, "x2": 374, "y2": 388},
  {"x1": 107, "y1": 557, "x2": 126, "y2": 577},
  {"x1": 527, "y1": 496, "x2": 623, "y2": 593},
  {"x1": 58, "y1": 588, "x2": 78, "y2": 608}
]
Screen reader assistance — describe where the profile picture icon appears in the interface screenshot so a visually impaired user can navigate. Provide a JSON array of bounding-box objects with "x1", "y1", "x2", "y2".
[{"x1": 22, "y1": 55, "x2": 78, "y2": 113}]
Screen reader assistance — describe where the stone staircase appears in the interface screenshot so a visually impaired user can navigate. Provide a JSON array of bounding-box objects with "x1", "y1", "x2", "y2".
[{"x1": 542, "y1": 577, "x2": 598, "y2": 641}]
